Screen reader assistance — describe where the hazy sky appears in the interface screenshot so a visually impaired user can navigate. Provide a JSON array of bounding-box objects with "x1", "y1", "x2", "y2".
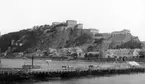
[{"x1": 0, "y1": 0, "x2": 145, "y2": 41}]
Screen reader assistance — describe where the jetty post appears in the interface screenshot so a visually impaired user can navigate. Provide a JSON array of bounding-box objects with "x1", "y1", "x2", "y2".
[
  {"x1": 46, "y1": 60, "x2": 52, "y2": 70},
  {"x1": 32, "y1": 55, "x2": 34, "y2": 69}
]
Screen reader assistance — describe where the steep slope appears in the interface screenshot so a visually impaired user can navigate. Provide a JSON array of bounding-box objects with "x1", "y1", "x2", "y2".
[
  {"x1": 0, "y1": 30, "x2": 37, "y2": 52},
  {"x1": 110, "y1": 34, "x2": 132, "y2": 48},
  {"x1": 0, "y1": 21, "x2": 142, "y2": 54}
]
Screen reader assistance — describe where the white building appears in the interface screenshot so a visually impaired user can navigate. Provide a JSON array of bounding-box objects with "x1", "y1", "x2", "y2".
[
  {"x1": 133, "y1": 49, "x2": 141, "y2": 57},
  {"x1": 105, "y1": 48, "x2": 140, "y2": 58}
]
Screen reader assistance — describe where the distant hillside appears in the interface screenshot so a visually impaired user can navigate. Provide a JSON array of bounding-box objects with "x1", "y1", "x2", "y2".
[{"x1": 0, "y1": 20, "x2": 142, "y2": 54}]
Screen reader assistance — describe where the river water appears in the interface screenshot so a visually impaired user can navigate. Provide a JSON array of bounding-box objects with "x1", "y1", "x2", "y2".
[
  {"x1": 19, "y1": 73, "x2": 145, "y2": 84},
  {"x1": 1, "y1": 59, "x2": 145, "y2": 84}
]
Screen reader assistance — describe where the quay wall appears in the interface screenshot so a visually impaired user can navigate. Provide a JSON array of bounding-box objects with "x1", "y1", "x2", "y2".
[{"x1": 0, "y1": 67, "x2": 145, "y2": 82}]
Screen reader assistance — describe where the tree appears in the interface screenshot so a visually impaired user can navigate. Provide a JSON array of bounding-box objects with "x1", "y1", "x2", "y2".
[{"x1": 139, "y1": 50, "x2": 145, "y2": 58}]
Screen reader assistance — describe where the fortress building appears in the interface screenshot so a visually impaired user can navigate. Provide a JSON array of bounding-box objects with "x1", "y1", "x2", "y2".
[
  {"x1": 52, "y1": 22, "x2": 62, "y2": 25},
  {"x1": 112, "y1": 29, "x2": 130, "y2": 35},
  {"x1": 66, "y1": 20, "x2": 77, "y2": 28},
  {"x1": 89, "y1": 29, "x2": 99, "y2": 35},
  {"x1": 76, "y1": 23, "x2": 83, "y2": 29},
  {"x1": 84, "y1": 29, "x2": 99, "y2": 36}
]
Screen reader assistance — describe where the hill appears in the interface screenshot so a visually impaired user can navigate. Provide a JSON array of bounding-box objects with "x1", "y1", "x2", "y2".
[{"x1": 0, "y1": 20, "x2": 142, "y2": 54}]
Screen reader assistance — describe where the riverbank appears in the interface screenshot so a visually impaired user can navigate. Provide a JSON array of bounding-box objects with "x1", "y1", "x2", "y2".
[
  {"x1": 0, "y1": 58, "x2": 117, "y2": 69},
  {"x1": 1, "y1": 65, "x2": 145, "y2": 82},
  {"x1": 1, "y1": 58, "x2": 145, "y2": 69},
  {"x1": 1, "y1": 58, "x2": 145, "y2": 83},
  {"x1": 1, "y1": 56, "x2": 145, "y2": 63}
]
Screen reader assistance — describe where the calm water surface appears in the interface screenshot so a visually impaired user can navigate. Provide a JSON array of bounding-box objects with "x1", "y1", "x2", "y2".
[{"x1": 20, "y1": 73, "x2": 145, "y2": 84}]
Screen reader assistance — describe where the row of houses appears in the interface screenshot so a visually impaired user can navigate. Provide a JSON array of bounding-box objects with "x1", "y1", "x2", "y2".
[
  {"x1": 104, "y1": 49, "x2": 141, "y2": 58},
  {"x1": 48, "y1": 47, "x2": 85, "y2": 58},
  {"x1": 28, "y1": 48, "x2": 142, "y2": 59}
]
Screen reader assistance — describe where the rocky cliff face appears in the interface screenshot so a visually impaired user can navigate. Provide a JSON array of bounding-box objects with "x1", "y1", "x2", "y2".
[
  {"x1": 0, "y1": 20, "x2": 142, "y2": 54},
  {"x1": 141, "y1": 41, "x2": 145, "y2": 49}
]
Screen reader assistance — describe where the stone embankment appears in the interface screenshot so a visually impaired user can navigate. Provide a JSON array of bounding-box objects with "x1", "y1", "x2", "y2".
[{"x1": 0, "y1": 66, "x2": 145, "y2": 82}]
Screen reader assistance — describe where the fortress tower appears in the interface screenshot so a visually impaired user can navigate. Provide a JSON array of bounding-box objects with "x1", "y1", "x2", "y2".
[{"x1": 66, "y1": 20, "x2": 77, "y2": 28}]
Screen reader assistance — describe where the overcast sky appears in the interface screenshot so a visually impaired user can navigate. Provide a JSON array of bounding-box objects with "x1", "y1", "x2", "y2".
[{"x1": 0, "y1": 0, "x2": 145, "y2": 41}]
